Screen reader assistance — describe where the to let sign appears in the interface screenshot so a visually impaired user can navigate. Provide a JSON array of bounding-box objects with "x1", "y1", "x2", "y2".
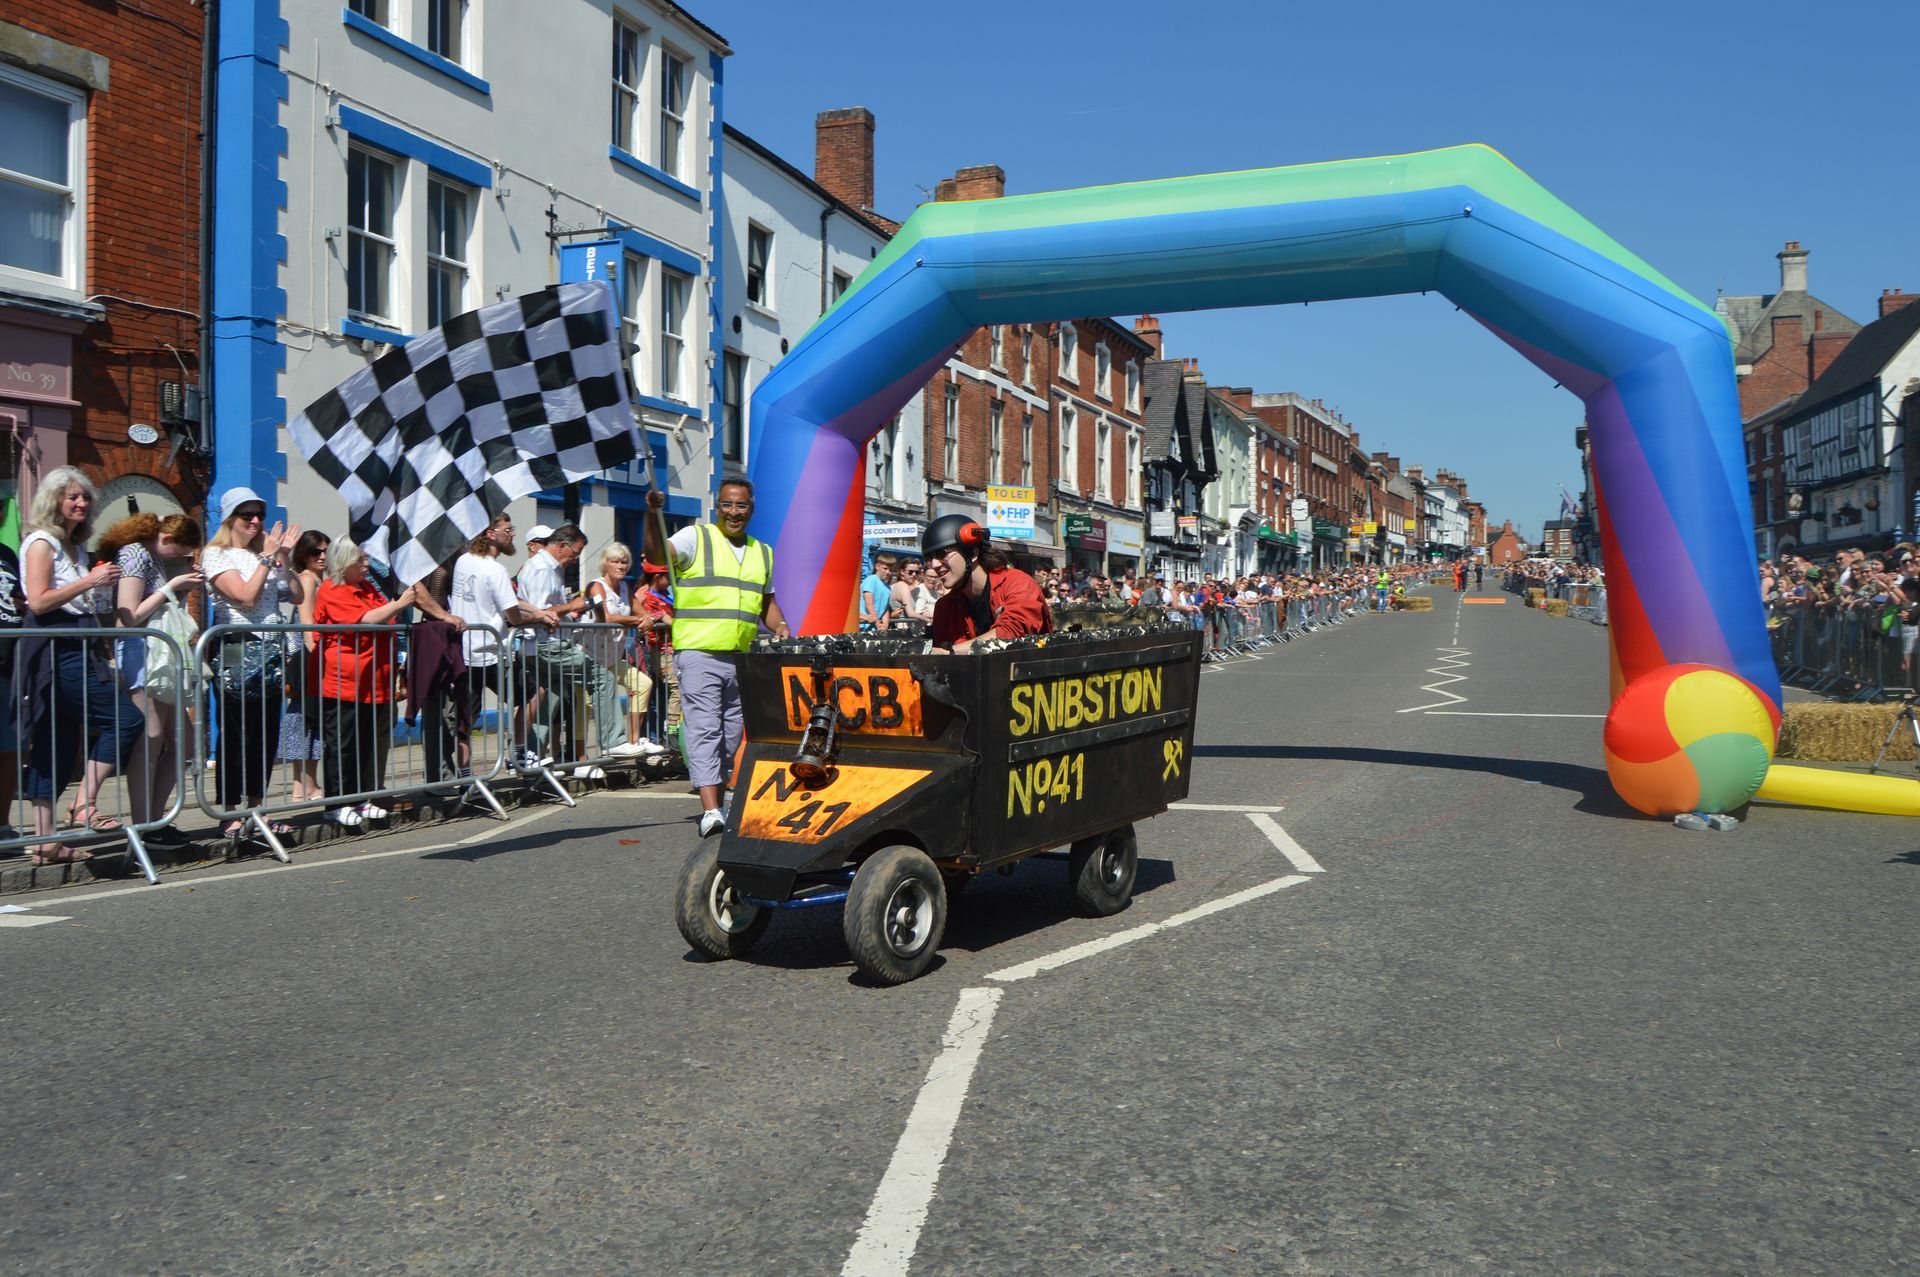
[{"x1": 987, "y1": 485, "x2": 1035, "y2": 540}]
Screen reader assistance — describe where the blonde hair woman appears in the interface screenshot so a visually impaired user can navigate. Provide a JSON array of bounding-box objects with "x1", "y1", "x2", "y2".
[
  {"x1": 201, "y1": 486, "x2": 301, "y2": 843},
  {"x1": 583, "y1": 542, "x2": 665, "y2": 757},
  {"x1": 95, "y1": 512, "x2": 205, "y2": 838},
  {"x1": 17, "y1": 467, "x2": 144, "y2": 863}
]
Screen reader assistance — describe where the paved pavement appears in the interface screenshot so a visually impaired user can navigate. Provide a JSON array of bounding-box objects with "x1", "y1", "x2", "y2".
[{"x1": 5, "y1": 585, "x2": 1917, "y2": 1275}]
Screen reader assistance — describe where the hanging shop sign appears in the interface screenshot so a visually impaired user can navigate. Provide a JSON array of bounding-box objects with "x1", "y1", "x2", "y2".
[{"x1": 987, "y1": 485, "x2": 1035, "y2": 540}]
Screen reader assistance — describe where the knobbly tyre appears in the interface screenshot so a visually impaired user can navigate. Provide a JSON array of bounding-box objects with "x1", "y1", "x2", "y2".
[{"x1": 674, "y1": 613, "x2": 1203, "y2": 984}]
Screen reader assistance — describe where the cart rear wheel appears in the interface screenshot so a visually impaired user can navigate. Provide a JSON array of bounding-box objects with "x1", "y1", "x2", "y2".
[
  {"x1": 845, "y1": 846, "x2": 948, "y2": 985},
  {"x1": 1067, "y1": 824, "x2": 1138, "y2": 917},
  {"x1": 676, "y1": 842, "x2": 770, "y2": 959}
]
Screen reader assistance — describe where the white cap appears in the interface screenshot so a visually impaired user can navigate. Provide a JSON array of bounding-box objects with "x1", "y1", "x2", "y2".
[
  {"x1": 218, "y1": 485, "x2": 266, "y2": 525},
  {"x1": 526, "y1": 524, "x2": 555, "y2": 543}
]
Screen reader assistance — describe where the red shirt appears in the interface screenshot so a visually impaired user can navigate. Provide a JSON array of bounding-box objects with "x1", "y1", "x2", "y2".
[
  {"x1": 930, "y1": 566, "x2": 1051, "y2": 648},
  {"x1": 315, "y1": 580, "x2": 400, "y2": 703}
]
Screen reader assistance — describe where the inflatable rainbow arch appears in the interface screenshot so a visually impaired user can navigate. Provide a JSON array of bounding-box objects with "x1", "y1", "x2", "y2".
[{"x1": 743, "y1": 144, "x2": 1902, "y2": 818}]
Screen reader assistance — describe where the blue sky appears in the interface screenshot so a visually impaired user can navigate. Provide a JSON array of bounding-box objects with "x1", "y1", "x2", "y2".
[{"x1": 719, "y1": 0, "x2": 1919, "y2": 540}]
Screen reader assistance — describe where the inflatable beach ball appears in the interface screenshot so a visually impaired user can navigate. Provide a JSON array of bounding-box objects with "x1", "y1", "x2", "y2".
[{"x1": 1603, "y1": 664, "x2": 1779, "y2": 817}]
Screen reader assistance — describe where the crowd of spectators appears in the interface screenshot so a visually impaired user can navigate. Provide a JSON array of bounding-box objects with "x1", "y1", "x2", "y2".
[
  {"x1": 1762, "y1": 545, "x2": 1920, "y2": 688},
  {"x1": 3, "y1": 468, "x2": 680, "y2": 861},
  {"x1": 4, "y1": 464, "x2": 1446, "y2": 862}
]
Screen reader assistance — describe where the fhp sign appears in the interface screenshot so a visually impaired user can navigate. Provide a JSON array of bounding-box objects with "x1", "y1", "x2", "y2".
[{"x1": 987, "y1": 485, "x2": 1035, "y2": 540}]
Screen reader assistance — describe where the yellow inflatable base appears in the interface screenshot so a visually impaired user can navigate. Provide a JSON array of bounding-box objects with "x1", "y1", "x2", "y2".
[{"x1": 1753, "y1": 763, "x2": 1920, "y2": 817}]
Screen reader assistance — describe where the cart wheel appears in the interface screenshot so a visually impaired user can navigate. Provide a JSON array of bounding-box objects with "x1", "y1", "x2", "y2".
[
  {"x1": 844, "y1": 846, "x2": 948, "y2": 985},
  {"x1": 675, "y1": 842, "x2": 770, "y2": 959},
  {"x1": 1067, "y1": 824, "x2": 1138, "y2": 917}
]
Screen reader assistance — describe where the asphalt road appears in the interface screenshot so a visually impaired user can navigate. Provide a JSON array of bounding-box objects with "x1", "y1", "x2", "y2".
[{"x1": 6, "y1": 586, "x2": 1918, "y2": 1276}]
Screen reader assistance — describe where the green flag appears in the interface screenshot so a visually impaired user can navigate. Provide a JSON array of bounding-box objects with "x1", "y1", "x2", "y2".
[{"x1": 0, "y1": 494, "x2": 18, "y2": 554}]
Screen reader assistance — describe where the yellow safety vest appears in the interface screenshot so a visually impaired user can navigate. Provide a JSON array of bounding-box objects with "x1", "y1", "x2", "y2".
[{"x1": 671, "y1": 523, "x2": 773, "y2": 652}]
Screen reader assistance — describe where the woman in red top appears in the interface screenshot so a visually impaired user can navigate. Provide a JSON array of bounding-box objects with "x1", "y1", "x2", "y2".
[{"x1": 314, "y1": 539, "x2": 417, "y2": 828}]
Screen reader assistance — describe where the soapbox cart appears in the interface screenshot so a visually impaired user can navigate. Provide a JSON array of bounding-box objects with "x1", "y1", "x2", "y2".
[{"x1": 674, "y1": 622, "x2": 1203, "y2": 984}]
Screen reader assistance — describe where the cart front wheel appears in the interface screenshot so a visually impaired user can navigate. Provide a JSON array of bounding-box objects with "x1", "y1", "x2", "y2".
[
  {"x1": 1067, "y1": 824, "x2": 1138, "y2": 917},
  {"x1": 676, "y1": 842, "x2": 771, "y2": 959},
  {"x1": 845, "y1": 846, "x2": 948, "y2": 985}
]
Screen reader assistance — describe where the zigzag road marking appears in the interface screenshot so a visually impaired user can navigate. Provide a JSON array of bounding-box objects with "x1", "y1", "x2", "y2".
[{"x1": 1399, "y1": 646, "x2": 1472, "y2": 713}]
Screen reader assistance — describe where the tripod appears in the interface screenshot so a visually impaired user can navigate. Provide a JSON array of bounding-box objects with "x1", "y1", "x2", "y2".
[{"x1": 1869, "y1": 693, "x2": 1920, "y2": 776}]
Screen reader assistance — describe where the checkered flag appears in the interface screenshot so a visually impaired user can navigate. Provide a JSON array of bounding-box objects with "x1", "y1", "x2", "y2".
[{"x1": 288, "y1": 281, "x2": 638, "y2": 586}]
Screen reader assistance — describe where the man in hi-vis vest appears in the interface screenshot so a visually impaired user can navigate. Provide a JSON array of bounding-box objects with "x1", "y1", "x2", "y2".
[{"x1": 645, "y1": 478, "x2": 791, "y2": 837}]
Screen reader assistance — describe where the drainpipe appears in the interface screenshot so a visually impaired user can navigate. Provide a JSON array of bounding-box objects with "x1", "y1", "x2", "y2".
[
  {"x1": 818, "y1": 203, "x2": 834, "y2": 315},
  {"x1": 197, "y1": 0, "x2": 218, "y2": 503}
]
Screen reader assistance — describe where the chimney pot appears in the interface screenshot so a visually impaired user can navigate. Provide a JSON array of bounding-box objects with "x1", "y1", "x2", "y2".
[
  {"x1": 1134, "y1": 313, "x2": 1163, "y2": 358},
  {"x1": 1881, "y1": 287, "x2": 1918, "y2": 319}
]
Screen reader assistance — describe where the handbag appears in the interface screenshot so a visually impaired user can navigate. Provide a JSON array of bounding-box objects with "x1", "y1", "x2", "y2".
[
  {"x1": 144, "y1": 579, "x2": 201, "y2": 706},
  {"x1": 217, "y1": 636, "x2": 285, "y2": 703}
]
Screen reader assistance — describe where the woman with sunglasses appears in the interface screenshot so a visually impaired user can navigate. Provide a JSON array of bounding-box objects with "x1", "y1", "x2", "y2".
[
  {"x1": 203, "y1": 487, "x2": 301, "y2": 844},
  {"x1": 892, "y1": 557, "x2": 937, "y2": 623},
  {"x1": 280, "y1": 530, "x2": 331, "y2": 804}
]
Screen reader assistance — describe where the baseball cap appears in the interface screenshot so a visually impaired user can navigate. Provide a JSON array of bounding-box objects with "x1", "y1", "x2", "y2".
[
  {"x1": 642, "y1": 560, "x2": 667, "y2": 576},
  {"x1": 217, "y1": 485, "x2": 266, "y2": 525},
  {"x1": 526, "y1": 524, "x2": 555, "y2": 543}
]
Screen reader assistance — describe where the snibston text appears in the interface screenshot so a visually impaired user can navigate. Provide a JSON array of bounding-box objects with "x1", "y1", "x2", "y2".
[{"x1": 1008, "y1": 665, "x2": 1163, "y2": 738}]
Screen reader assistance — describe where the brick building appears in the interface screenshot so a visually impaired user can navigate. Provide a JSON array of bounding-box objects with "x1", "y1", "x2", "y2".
[
  {"x1": 1716, "y1": 242, "x2": 1864, "y2": 557},
  {"x1": 911, "y1": 162, "x2": 1060, "y2": 568},
  {"x1": 1487, "y1": 519, "x2": 1525, "y2": 566},
  {"x1": 1, "y1": 6, "x2": 208, "y2": 525},
  {"x1": 1053, "y1": 314, "x2": 1151, "y2": 577},
  {"x1": 1244, "y1": 393, "x2": 1355, "y2": 567}
]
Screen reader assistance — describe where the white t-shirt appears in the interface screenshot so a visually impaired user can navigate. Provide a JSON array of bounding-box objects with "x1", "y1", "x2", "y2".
[
  {"x1": 668, "y1": 524, "x2": 758, "y2": 571},
  {"x1": 21, "y1": 529, "x2": 96, "y2": 618},
  {"x1": 452, "y1": 552, "x2": 519, "y2": 665},
  {"x1": 203, "y1": 545, "x2": 285, "y2": 629}
]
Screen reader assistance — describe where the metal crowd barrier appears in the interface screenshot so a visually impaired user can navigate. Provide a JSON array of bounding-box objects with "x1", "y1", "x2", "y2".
[
  {"x1": 1, "y1": 625, "x2": 190, "y2": 884},
  {"x1": 193, "y1": 621, "x2": 515, "y2": 861},
  {"x1": 1770, "y1": 604, "x2": 1908, "y2": 701},
  {"x1": 498, "y1": 619, "x2": 676, "y2": 804},
  {"x1": 1187, "y1": 587, "x2": 1375, "y2": 661}
]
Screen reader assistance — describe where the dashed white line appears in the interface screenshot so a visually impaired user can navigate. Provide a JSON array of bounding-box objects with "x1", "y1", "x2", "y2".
[
  {"x1": 841, "y1": 986, "x2": 1004, "y2": 1277},
  {"x1": 1172, "y1": 802, "x2": 1287, "y2": 813},
  {"x1": 1424, "y1": 711, "x2": 1606, "y2": 718}
]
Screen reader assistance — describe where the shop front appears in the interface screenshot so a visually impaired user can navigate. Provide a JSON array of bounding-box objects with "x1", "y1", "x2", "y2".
[
  {"x1": 1311, "y1": 518, "x2": 1346, "y2": 569},
  {"x1": 1064, "y1": 512, "x2": 1108, "y2": 577},
  {"x1": 1106, "y1": 519, "x2": 1144, "y2": 578}
]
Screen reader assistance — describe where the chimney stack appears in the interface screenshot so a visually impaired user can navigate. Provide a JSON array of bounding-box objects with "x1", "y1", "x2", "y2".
[
  {"x1": 1134, "y1": 314, "x2": 1163, "y2": 358},
  {"x1": 815, "y1": 107, "x2": 875, "y2": 214},
  {"x1": 936, "y1": 164, "x2": 1004, "y2": 202},
  {"x1": 1778, "y1": 240, "x2": 1809, "y2": 294},
  {"x1": 1883, "y1": 288, "x2": 1918, "y2": 319},
  {"x1": 1810, "y1": 331, "x2": 1851, "y2": 381}
]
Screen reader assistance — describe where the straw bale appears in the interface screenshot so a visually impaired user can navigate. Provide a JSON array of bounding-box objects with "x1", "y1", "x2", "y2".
[
  {"x1": 1541, "y1": 598, "x2": 1570, "y2": 617},
  {"x1": 1777, "y1": 703, "x2": 1915, "y2": 763},
  {"x1": 1397, "y1": 596, "x2": 1434, "y2": 612}
]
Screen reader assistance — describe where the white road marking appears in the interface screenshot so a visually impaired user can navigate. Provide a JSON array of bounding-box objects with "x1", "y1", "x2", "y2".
[
  {"x1": 0, "y1": 913, "x2": 70, "y2": 928},
  {"x1": 16, "y1": 806, "x2": 571, "y2": 910},
  {"x1": 1398, "y1": 645, "x2": 1472, "y2": 713},
  {"x1": 1423, "y1": 711, "x2": 1606, "y2": 718},
  {"x1": 987, "y1": 874, "x2": 1312, "y2": 983},
  {"x1": 1248, "y1": 813, "x2": 1324, "y2": 873},
  {"x1": 0, "y1": 904, "x2": 31, "y2": 913},
  {"x1": 841, "y1": 986, "x2": 1004, "y2": 1277},
  {"x1": 1171, "y1": 802, "x2": 1287, "y2": 813}
]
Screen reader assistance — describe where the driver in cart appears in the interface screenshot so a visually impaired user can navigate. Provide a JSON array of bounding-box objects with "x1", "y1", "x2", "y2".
[{"x1": 923, "y1": 514, "x2": 1052, "y2": 654}]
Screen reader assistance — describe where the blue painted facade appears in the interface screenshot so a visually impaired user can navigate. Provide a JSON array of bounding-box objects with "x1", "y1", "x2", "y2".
[{"x1": 209, "y1": 0, "x2": 289, "y2": 516}]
